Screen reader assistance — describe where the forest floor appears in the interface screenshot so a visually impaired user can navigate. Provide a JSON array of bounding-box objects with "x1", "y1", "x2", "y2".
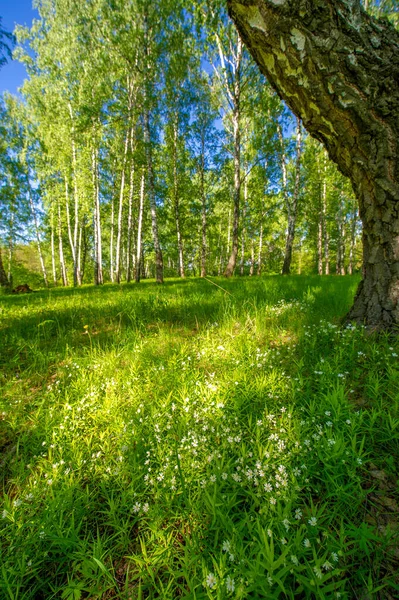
[{"x1": 1, "y1": 275, "x2": 399, "y2": 599}]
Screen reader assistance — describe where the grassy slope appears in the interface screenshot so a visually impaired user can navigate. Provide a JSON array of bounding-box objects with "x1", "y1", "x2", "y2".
[{"x1": 1, "y1": 275, "x2": 398, "y2": 599}]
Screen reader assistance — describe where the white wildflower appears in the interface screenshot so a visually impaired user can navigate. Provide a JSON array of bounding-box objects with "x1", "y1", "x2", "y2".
[
  {"x1": 226, "y1": 576, "x2": 235, "y2": 592},
  {"x1": 313, "y1": 566, "x2": 322, "y2": 579},
  {"x1": 206, "y1": 573, "x2": 217, "y2": 588}
]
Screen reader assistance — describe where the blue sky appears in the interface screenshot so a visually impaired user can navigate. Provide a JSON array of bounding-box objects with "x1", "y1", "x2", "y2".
[{"x1": 0, "y1": 0, "x2": 38, "y2": 95}]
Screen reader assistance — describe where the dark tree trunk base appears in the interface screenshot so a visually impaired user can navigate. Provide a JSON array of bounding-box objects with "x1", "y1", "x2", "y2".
[{"x1": 344, "y1": 280, "x2": 399, "y2": 331}]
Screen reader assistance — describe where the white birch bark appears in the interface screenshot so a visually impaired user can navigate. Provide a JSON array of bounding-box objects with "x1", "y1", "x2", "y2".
[
  {"x1": 68, "y1": 103, "x2": 81, "y2": 286},
  {"x1": 57, "y1": 197, "x2": 68, "y2": 286},
  {"x1": 29, "y1": 190, "x2": 48, "y2": 287},
  {"x1": 135, "y1": 169, "x2": 145, "y2": 283}
]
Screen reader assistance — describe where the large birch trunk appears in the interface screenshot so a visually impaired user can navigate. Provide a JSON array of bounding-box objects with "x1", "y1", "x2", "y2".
[{"x1": 228, "y1": 0, "x2": 399, "y2": 329}]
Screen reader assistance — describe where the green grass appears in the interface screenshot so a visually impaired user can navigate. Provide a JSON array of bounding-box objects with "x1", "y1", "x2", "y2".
[{"x1": 1, "y1": 275, "x2": 398, "y2": 599}]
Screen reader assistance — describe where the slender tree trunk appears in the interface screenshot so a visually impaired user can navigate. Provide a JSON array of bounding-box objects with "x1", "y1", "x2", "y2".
[
  {"x1": 77, "y1": 222, "x2": 83, "y2": 283},
  {"x1": 122, "y1": 245, "x2": 126, "y2": 276},
  {"x1": 224, "y1": 38, "x2": 243, "y2": 278},
  {"x1": 68, "y1": 103, "x2": 81, "y2": 287},
  {"x1": 317, "y1": 198, "x2": 323, "y2": 276},
  {"x1": 115, "y1": 127, "x2": 130, "y2": 284},
  {"x1": 217, "y1": 227, "x2": 223, "y2": 276},
  {"x1": 175, "y1": 204, "x2": 185, "y2": 278},
  {"x1": 51, "y1": 226, "x2": 56, "y2": 285},
  {"x1": 126, "y1": 129, "x2": 135, "y2": 283},
  {"x1": 340, "y1": 224, "x2": 346, "y2": 276},
  {"x1": 280, "y1": 118, "x2": 302, "y2": 275},
  {"x1": 200, "y1": 130, "x2": 207, "y2": 278},
  {"x1": 58, "y1": 197, "x2": 68, "y2": 286},
  {"x1": 116, "y1": 78, "x2": 136, "y2": 284},
  {"x1": 0, "y1": 247, "x2": 10, "y2": 288},
  {"x1": 322, "y1": 175, "x2": 330, "y2": 275},
  {"x1": 92, "y1": 147, "x2": 102, "y2": 285},
  {"x1": 257, "y1": 223, "x2": 263, "y2": 276},
  {"x1": 144, "y1": 109, "x2": 163, "y2": 283},
  {"x1": 141, "y1": 251, "x2": 146, "y2": 279},
  {"x1": 65, "y1": 177, "x2": 75, "y2": 272},
  {"x1": 249, "y1": 238, "x2": 255, "y2": 276},
  {"x1": 240, "y1": 168, "x2": 248, "y2": 275},
  {"x1": 336, "y1": 197, "x2": 346, "y2": 276},
  {"x1": 95, "y1": 149, "x2": 103, "y2": 285},
  {"x1": 172, "y1": 119, "x2": 185, "y2": 278},
  {"x1": 51, "y1": 203, "x2": 57, "y2": 286},
  {"x1": 82, "y1": 219, "x2": 88, "y2": 283},
  {"x1": 348, "y1": 202, "x2": 358, "y2": 275},
  {"x1": 228, "y1": 0, "x2": 399, "y2": 328},
  {"x1": 143, "y1": 15, "x2": 163, "y2": 284},
  {"x1": 7, "y1": 213, "x2": 13, "y2": 288},
  {"x1": 135, "y1": 169, "x2": 145, "y2": 283},
  {"x1": 110, "y1": 197, "x2": 115, "y2": 283},
  {"x1": 218, "y1": 235, "x2": 223, "y2": 276},
  {"x1": 348, "y1": 238, "x2": 354, "y2": 275},
  {"x1": 224, "y1": 100, "x2": 241, "y2": 277},
  {"x1": 298, "y1": 238, "x2": 302, "y2": 275},
  {"x1": 226, "y1": 208, "x2": 232, "y2": 267},
  {"x1": 29, "y1": 191, "x2": 48, "y2": 287}
]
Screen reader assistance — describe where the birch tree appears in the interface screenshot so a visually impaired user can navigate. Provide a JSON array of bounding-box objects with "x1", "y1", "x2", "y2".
[{"x1": 228, "y1": 0, "x2": 399, "y2": 328}]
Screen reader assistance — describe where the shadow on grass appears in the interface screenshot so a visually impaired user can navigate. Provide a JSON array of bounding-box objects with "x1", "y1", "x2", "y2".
[{"x1": 0, "y1": 276, "x2": 360, "y2": 375}]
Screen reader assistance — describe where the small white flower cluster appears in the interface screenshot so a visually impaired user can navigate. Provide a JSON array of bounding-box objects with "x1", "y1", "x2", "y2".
[{"x1": 132, "y1": 501, "x2": 149, "y2": 515}]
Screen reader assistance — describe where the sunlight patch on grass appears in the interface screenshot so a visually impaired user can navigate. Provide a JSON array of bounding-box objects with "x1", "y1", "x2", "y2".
[{"x1": 1, "y1": 275, "x2": 399, "y2": 598}]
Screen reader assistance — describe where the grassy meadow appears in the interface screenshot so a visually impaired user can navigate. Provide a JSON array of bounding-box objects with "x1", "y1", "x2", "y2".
[{"x1": 1, "y1": 275, "x2": 399, "y2": 599}]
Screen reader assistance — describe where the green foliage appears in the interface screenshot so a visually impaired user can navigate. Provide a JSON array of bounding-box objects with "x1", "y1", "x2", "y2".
[
  {"x1": 0, "y1": 18, "x2": 14, "y2": 70},
  {"x1": 1, "y1": 276, "x2": 398, "y2": 598},
  {"x1": 364, "y1": 0, "x2": 399, "y2": 28},
  {"x1": 1, "y1": 0, "x2": 362, "y2": 284}
]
